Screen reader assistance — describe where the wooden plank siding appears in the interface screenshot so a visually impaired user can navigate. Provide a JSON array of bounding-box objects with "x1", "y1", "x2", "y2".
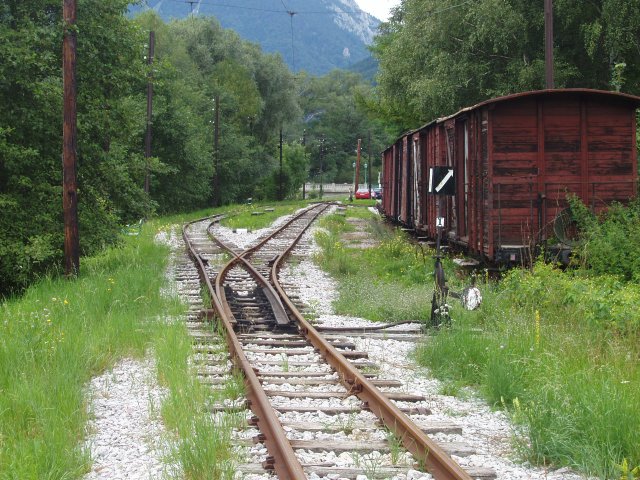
[{"x1": 380, "y1": 89, "x2": 640, "y2": 263}]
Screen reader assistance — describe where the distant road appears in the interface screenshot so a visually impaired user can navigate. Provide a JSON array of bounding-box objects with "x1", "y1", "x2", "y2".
[
  {"x1": 304, "y1": 183, "x2": 351, "y2": 193},
  {"x1": 304, "y1": 183, "x2": 379, "y2": 193}
]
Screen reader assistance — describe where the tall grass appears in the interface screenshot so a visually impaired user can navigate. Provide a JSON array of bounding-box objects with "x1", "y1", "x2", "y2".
[
  {"x1": 154, "y1": 321, "x2": 243, "y2": 480},
  {"x1": 417, "y1": 262, "x2": 640, "y2": 478},
  {"x1": 0, "y1": 226, "x2": 181, "y2": 478},
  {"x1": 314, "y1": 209, "x2": 457, "y2": 322},
  {"x1": 314, "y1": 207, "x2": 640, "y2": 478},
  {"x1": 0, "y1": 209, "x2": 248, "y2": 479}
]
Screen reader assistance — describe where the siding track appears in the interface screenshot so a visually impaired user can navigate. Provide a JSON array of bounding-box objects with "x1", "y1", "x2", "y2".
[{"x1": 182, "y1": 204, "x2": 495, "y2": 480}]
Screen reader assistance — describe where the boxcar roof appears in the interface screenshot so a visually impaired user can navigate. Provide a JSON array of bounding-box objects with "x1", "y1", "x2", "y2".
[
  {"x1": 384, "y1": 88, "x2": 640, "y2": 153},
  {"x1": 440, "y1": 88, "x2": 640, "y2": 122}
]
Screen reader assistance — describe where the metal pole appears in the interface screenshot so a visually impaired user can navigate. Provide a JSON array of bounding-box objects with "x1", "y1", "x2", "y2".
[
  {"x1": 355, "y1": 138, "x2": 361, "y2": 194},
  {"x1": 144, "y1": 30, "x2": 155, "y2": 194},
  {"x1": 319, "y1": 135, "x2": 324, "y2": 200},
  {"x1": 430, "y1": 197, "x2": 449, "y2": 327},
  {"x1": 301, "y1": 129, "x2": 306, "y2": 200},
  {"x1": 368, "y1": 130, "x2": 372, "y2": 196},
  {"x1": 545, "y1": 0, "x2": 554, "y2": 89},
  {"x1": 213, "y1": 95, "x2": 220, "y2": 206},
  {"x1": 279, "y1": 127, "x2": 283, "y2": 201},
  {"x1": 62, "y1": 0, "x2": 79, "y2": 277}
]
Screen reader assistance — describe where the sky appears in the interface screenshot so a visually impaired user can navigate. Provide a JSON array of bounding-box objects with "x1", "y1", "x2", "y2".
[{"x1": 355, "y1": 0, "x2": 401, "y2": 21}]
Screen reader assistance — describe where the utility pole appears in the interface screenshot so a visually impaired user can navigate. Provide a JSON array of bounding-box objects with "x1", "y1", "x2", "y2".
[
  {"x1": 213, "y1": 95, "x2": 220, "y2": 207},
  {"x1": 319, "y1": 135, "x2": 325, "y2": 199},
  {"x1": 367, "y1": 130, "x2": 372, "y2": 196},
  {"x1": 144, "y1": 30, "x2": 155, "y2": 194},
  {"x1": 545, "y1": 0, "x2": 554, "y2": 89},
  {"x1": 301, "y1": 129, "x2": 306, "y2": 200},
  {"x1": 354, "y1": 138, "x2": 361, "y2": 194},
  {"x1": 62, "y1": 0, "x2": 79, "y2": 277},
  {"x1": 279, "y1": 127, "x2": 283, "y2": 201}
]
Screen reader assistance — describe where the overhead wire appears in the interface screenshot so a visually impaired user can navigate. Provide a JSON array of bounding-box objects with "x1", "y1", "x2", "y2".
[{"x1": 166, "y1": 0, "x2": 360, "y2": 15}]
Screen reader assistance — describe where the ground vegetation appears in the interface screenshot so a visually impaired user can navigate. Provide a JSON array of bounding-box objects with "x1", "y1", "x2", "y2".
[{"x1": 314, "y1": 203, "x2": 640, "y2": 479}]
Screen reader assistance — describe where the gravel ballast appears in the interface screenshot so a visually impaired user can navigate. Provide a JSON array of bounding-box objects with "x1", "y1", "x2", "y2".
[
  {"x1": 82, "y1": 357, "x2": 173, "y2": 480},
  {"x1": 82, "y1": 210, "x2": 590, "y2": 480}
]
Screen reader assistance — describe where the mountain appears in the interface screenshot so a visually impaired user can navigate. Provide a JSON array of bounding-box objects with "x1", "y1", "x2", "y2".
[{"x1": 131, "y1": 0, "x2": 381, "y2": 75}]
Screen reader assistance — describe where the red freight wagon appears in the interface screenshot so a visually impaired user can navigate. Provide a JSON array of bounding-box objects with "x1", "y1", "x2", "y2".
[{"x1": 380, "y1": 89, "x2": 640, "y2": 263}]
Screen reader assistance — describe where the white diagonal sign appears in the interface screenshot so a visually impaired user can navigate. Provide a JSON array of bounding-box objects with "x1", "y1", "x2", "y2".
[{"x1": 435, "y1": 169, "x2": 454, "y2": 192}]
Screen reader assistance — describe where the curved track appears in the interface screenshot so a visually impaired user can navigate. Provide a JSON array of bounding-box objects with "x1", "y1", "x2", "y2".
[{"x1": 183, "y1": 204, "x2": 493, "y2": 480}]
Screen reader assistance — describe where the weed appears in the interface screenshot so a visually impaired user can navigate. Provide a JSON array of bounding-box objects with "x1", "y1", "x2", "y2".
[
  {"x1": 324, "y1": 412, "x2": 358, "y2": 435},
  {"x1": 279, "y1": 353, "x2": 289, "y2": 372},
  {"x1": 351, "y1": 451, "x2": 383, "y2": 478},
  {"x1": 386, "y1": 430, "x2": 403, "y2": 465}
]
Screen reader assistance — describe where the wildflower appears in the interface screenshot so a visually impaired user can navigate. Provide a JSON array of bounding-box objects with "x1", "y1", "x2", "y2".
[
  {"x1": 513, "y1": 397, "x2": 521, "y2": 411},
  {"x1": 63, "y1": 299, "x2": 69, "y2": 305},
  {"x1": 52, "y1": 297, "x2": 57, "y2": 302}
]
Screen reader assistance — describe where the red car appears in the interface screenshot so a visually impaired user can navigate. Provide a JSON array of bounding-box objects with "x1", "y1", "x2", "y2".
[{"x1": 354, "y1": 188, "x2": 371, "y2": 199}]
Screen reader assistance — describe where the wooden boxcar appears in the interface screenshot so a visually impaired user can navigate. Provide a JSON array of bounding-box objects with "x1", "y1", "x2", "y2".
[{"x1": 381, "y1": 89, "x2": 640, "y2": 263}]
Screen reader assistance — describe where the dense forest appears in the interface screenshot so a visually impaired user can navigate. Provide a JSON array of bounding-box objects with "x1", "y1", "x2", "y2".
[
  {"x1": 372, "y1": 0, "x2": 640, "y2": 128},
  {"x1": 2, "y1": 0, "x2": 640, "y2": 295},
  {"x1": 0, "y1": 1, "x2": 389, "y2": 295}
]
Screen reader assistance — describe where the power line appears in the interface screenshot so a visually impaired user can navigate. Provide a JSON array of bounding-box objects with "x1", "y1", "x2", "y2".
[
  {"x1": 279, "y1": 0, "x2": 297, "y2": 71},
  {"x1": 166, "y1": 0, "x2": 360, "y2": 15}
]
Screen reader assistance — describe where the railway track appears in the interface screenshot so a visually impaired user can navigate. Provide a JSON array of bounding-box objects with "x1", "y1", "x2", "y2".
[{"x1": 181, "y1": 204, "x2": 496, "y2": 480}]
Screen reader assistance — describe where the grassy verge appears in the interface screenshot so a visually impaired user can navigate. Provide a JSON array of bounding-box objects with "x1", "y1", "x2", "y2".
[
  {"x1": 417, "y1": 262, "x2": 640, "y2": 478},
  {"x1": 220, "y1": 200, "x2": 308, "y2": 231},
  {"x1": 313, "y1": 207, "x2": 640, "y2": 478},
  {"x1": 314, "y1": 207, "x2": 462, "y2": 323},
  {"x1": 0, "y1": 208, "x2": 247, "y2": 479},
  {"x1": 0, "y1": 223, "x2": 182, "y2": 478},
  {"x1": 155, "y1": 319, "x2": 244, "y2": 479}
]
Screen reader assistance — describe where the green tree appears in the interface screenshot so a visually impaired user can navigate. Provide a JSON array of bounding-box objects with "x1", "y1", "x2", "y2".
[
  {"x1": 372, "y1": 0, "x2": 640, "y2": 129},
  {"x1": 0, "y1": 0, "x2": 152, "y2": 295},
  {"x1": 295, "y1": 70, "x2": 392, "y2": 184}
]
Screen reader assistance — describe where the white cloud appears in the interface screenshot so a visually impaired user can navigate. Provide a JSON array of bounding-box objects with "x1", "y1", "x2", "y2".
[{"x1": 355, "y1": 0, "x2": 400, "y2": 21}]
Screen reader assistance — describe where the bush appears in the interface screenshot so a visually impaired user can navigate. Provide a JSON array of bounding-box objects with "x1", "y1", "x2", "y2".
[{"x1": 569, "y1": 196, "x2": 640, "y2": 281}]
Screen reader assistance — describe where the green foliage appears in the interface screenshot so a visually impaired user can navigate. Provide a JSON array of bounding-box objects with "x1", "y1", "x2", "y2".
[
  {"x1": 1, "y1": 5, "x2": 307, "y2": 295},
  {"x1": 294, "y1": 70, "x2": 394, "y2": 184},
  {"x1": 417, "y1": 261, "x2": 640, "y2": 477},
  {"x1": 568, "y1": 197, "x2": 640, "y2": 281},
  {"x1": 0, "y1": 0, "x2": 153, "y2": 295},
  {"x1": 372, "y1": 0, "x2": 640, "y2": 129},
  {"x1": 0, "y1": 223, "x2": 182, "y2": 478},
  {"x1": 257, "y1": 143, "x2": 309, "y2": 200}
]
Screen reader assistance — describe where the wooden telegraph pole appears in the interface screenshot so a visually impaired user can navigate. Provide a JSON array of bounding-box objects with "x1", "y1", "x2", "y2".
[
  {"x1": 354, "y1": 138, "x2": 361, "y2": 194},
  {"x1": 545, "y1": 0, "x2": 554, "y2": 89},
  {"x1": 213, "y1": 95, "x2": 220, "y2": 206},
  {"x1": 144, "y1": 30, "x2": 155, "y2": 194},
  {"x1": 279, "y1": 127, "x2": 284, "y2": 200},
  {"x1": 62, "y1": 0, "x2": 79, "y2": 277}
]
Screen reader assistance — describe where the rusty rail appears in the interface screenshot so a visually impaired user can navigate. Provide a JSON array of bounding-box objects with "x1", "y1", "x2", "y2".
[
  {"x1": 186, "y1": 203, "x2": 471, "y2": 480},
  {"x1": 270, "y1": 212, "x2": 473, "y2": 480},
  {"x1": 183, "y1": 215, "x2": 307, "y2": 479}
]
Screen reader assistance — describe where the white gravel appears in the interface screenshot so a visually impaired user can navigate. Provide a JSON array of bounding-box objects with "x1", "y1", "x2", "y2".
[
  {"x1": 82, "y1": 357, "x2": 173, "y2": 480},
  {"x1": 82, "y1": 209, "x2": 590, "y2": 480},
  {"x1": 82, "y1": 226, "x2": 188, "y2": 480},
  {"x1": 277, "y1": 218, "x2": 591, "y2": 480}
]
